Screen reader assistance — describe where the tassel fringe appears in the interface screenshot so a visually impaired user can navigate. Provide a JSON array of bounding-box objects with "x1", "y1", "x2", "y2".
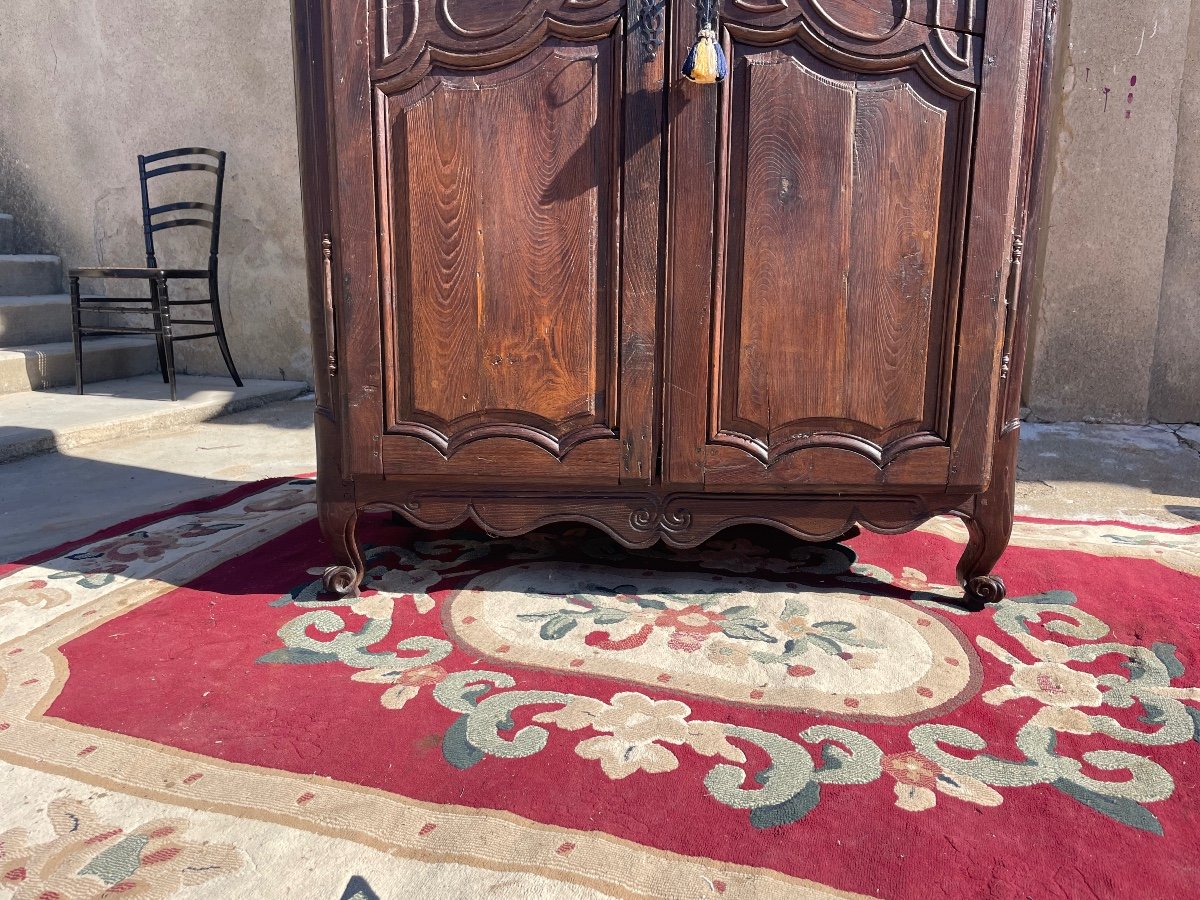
[{"x1": 683, "y1": 28, "x2": 727, "y2": 84}]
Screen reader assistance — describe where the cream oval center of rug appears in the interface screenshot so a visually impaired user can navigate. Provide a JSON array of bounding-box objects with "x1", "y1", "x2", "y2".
[{"x1": 443, "y1": 562, "x2": 979, "y2": 722}]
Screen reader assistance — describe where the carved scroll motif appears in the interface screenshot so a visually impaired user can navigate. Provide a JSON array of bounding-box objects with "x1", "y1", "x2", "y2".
[
  {"x1": 374, "y1": 0, "x2": 624, "y2": 81},
  {"x1": 629, "y1": 500, "x2": 693, "y2": 533}
]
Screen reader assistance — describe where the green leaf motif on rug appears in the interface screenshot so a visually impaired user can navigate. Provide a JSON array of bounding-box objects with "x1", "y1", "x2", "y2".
[
  {"x1": 257, "y1": 647, "x2": 340, "y2": 665},
  {"x1": 1051, "y1": 778, "x2": 1164, "y2": 836},
  {"x1": 749, "y1": 782, "x2": 821, "y2": 829},
  {"x1": 443, "y1": 715, "x2": 487, "y2": 770},
  {"x1": 77, "y1": 834, "x2": 149, "y2": 885}
]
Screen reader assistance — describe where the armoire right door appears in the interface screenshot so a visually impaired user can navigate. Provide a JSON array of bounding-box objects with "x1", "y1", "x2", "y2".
[{"x1": 662, "y1": 0, "x2": 1034, "y2": 493}]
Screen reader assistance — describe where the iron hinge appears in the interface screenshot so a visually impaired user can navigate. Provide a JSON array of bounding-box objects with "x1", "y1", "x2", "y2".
[
  {"x1": 999, "y1": 234, "x2": 1024, "y2": 381},
  {"x1": 321, "y1": 235, "x2": 338, "y2": 378}
]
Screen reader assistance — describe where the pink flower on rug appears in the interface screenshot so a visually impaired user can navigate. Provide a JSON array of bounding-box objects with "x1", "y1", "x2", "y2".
[
  {"x1": 0, "y1": 579, "x2": 72, "y2": 610},
  {"x1": 75, "y1": 532, "x2": 182, "y2": 564},
  {"x1": 978, "y1": 636, "x2": 1105, "y2": 709},
  {"x1": 882, "y1": 751, "x2": 940, "y2": 790},
  {"x1": 639, "y1": 604, "x2": 729, "y2": 652},
  {"x1": 352, "y1": 663, "x2": 448, "y2": 710},
  {"x1": 882, "y1": 751, "x2": 1002, "y2": 812}
]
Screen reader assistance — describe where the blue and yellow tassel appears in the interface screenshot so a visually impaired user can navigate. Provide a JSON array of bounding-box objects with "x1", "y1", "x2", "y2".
[{"x1": 682, "y1": 27, "x2": 727, "y2": 84}]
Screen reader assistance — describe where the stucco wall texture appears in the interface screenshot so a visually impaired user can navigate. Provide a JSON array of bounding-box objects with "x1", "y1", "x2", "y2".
[
  {"x1": 0, "y1": 0, "x2": 310, "y2": 382},
  {"x1": 1, "y1": 0, "x2": 1197, "y2": 421},
  {"x1": 1027, "y1": 0, "x2": 1200, "y2": 423}
]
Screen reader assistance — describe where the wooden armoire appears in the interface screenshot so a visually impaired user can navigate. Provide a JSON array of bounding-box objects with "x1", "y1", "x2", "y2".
[{"x1": 291, "y1": 0, "x2": 1058, "y2": 603}]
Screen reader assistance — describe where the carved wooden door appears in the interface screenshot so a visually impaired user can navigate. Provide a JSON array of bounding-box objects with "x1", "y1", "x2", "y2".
[
  {"x1": 663, "y1": 0, "x2": 1033, "y2": 492},
  {"x1": 328, "y1": 0, "x2": 664, "y2": 483}
]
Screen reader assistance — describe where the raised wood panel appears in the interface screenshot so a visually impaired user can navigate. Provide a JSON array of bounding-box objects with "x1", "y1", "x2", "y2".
[
  {"x1": 845, "y1": 76, "x2": 947, "y2": 434},
  {"x1": 379, "y1": 39, "x2": 623, "y2": 473},
  {"x1": 374, "y1": 0, "x2": 625, "y2": 84},
  {"x1": 721, "y1": 0, "x2": 984, "y2": 87},
  {"x1": 723, "y1": 53, "x2": 854, "y2": 437},
  {"x1": 712, "y1": 43, "x2": 971, "y2": 472},
  {"x1": 441, "y1": 0, "x2": 542, "y2": 38},
  {"x1": 723, "y1": 0, "x2": 984, "y2": 37}
]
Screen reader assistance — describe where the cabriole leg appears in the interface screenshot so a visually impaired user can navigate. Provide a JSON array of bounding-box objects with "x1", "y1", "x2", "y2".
[
  {"x1": 956, "y1": 426, "x2": 1018, "y2": 604},
  {"x1": 956, "y1": 515, "x2": 1010, "y2": 604},
  {"x1": 319, "y1": 499, "x2": 364, "y2": 597}
]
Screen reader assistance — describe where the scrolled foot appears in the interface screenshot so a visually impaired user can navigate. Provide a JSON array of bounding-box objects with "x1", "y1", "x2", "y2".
[
  {"x1": 322, "y1": 565, "x2": 361, "y2": 598},
  {"x1": 965, "y1": 574, "x2": 1005, "y2": 605}
]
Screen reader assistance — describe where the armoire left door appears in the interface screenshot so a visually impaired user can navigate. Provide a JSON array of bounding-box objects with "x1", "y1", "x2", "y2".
[{"x1": 325, "y1": 0, "x2": 664, "y2": 484}]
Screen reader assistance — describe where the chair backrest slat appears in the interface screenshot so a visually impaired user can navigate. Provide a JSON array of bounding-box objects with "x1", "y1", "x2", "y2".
[
  {"x1": 144, "y1": 162, "x2": 221, "y2": 178},
  {"x1": 138, "y1": 148, "x2": 225, "y2": 271},
  {"x1": 148, "y1": 201, "x2": 216, "y2": 216},
  {"x1": 141, "y1": 146, "x2": 222, "y2": 164},
  {"x1": 150, "y1": 218, "x2": 214, "y2": 232}
]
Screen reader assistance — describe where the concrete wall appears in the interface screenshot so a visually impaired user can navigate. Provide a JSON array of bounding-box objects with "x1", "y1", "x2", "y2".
[
  {"x1": 1150, "y1": 3, "x2": 1200, "y2": 422},
  {"x1": 0, "y1": 0, "x2": 311, "y2": 382},
  {"x1": 2, "y1": 0, "x2": 1198, "y2": 420},
  {"x1": 1026, "y1": 0, "x2": 1200, "y2": 423}
]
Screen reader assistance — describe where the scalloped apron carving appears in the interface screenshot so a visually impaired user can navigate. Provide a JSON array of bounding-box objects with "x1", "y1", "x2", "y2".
[{"x1": 444, "y1": 562, "x2": 981, "y2": 721}]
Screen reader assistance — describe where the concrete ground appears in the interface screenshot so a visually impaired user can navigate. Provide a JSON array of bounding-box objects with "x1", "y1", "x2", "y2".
[
  {"x1": 1, "y1": 401, "x2": 1197, "y2": 561},
  {"x1": 1, "y1": 395, "x2": 316, "y2": 560},
  {"x1": 1017, "y1": 422, "x2": 1200, "y2": 526}
]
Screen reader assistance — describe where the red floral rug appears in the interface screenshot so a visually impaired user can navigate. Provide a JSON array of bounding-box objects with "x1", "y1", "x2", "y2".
[{"x1": 1, "y1": 477, "x2": 1198, "y2": 898}]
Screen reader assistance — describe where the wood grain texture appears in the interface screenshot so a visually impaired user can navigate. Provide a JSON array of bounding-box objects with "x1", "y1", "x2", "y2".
[
  {"x1": 330, "y1": 0, "x2": 385, "y2": 475},
  {"x1": 381, "y1": 40, "x2": 624, "y2": 476},
  {"x1": 663, "y1": 0, "x2": 717, "y2": 486},
  {"x1": 359, "y1": 480, "x2": 977, "y2": 549},
  {"x1": 844, "y1": 76, "x2": 944, "y2": 434},
  {"x1": 616, "y1": 0, "x2": 666, "y2": 484},
  {"x1": 695, "y1": 33, "x2": 973, "y2": 487},
  {"x1": 396, "y1": 84, "x2": 482, "y2": 425},
  {"x1": 374, "y1": 0, "x2": 625, "y2": 83},
  {"x1": 724, "y1": 50, "x2": 853, "y2": 436}
]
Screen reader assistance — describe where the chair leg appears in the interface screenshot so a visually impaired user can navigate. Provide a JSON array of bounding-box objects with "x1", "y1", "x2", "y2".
[
  {"x1": 158, "y1": 276, "x2": 178, "y2": 402},
  {"x1": 69, "y1": 276, "x2": 84, "y2": 395},
  {"x1": 209, "y1": 280, "x2": 242, "y2": 387},
  {"x1": 149, "y1": 278, "x2": 169, "y2": 384}
]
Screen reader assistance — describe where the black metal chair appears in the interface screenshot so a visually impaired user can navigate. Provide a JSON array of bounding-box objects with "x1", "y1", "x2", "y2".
[{"x1": 69, "y1": 147, "x2": 242, "y2": 401}]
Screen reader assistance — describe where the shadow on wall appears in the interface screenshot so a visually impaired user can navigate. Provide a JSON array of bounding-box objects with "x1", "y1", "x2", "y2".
[{"x1": 0, "y1": 132, "x2": 74, "y2": 260}]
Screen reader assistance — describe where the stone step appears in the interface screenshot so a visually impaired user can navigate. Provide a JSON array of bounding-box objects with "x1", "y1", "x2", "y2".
[
  {"x1": 0, "y1": 295, "x2": 72, "y2": 346},
  {"x1": 0, "y1": 336, "x2": 159, "y2": 395},
  {"x1": 0, "y1": 254, "x2": 62, "y2": 296},
  {"x1": 0, "y1": 374, "x2": 309, "y2": 463},
  {"x1": 0, "y1": 215, "x2": 13, "y2": 255}
]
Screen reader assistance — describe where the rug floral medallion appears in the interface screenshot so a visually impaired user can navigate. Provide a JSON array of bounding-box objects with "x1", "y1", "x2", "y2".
[{"x1": 0, "y1": 478, "x2": 1198, "y2": 898}]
